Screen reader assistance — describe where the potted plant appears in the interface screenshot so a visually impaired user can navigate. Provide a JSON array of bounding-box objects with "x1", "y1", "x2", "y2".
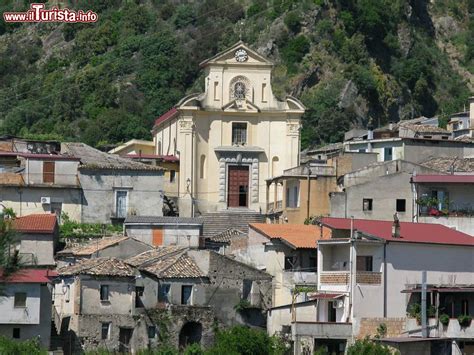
[
  {"x1": 458, "y1": 314, "x2": 472, "y2": 328},
  {"x1": 439, "y1": 314, "x2": 450, "y2": 327}
]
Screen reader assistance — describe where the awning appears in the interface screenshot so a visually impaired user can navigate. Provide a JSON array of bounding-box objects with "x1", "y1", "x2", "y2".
[
  {"x1": 309, "y1": 292, "x2": 345, "y2": 300},
  {"x1": 401, "y1": 287, "x2": 474, "y2": 293}
]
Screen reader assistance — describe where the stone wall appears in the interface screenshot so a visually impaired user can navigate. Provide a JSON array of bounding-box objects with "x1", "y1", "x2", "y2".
[{"x1": 357, "y1": 317, "x2": 406, "y2": 339}]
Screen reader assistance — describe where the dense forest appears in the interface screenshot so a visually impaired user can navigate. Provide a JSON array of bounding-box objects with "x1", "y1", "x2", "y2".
[{"x1": 0, "y1": 0, "x2": 472, "y2": 149}]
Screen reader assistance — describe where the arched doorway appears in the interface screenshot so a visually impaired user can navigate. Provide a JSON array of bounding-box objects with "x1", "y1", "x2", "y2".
[{"x1": 179, "y1": 321, "x2": 202, "y2": 348}]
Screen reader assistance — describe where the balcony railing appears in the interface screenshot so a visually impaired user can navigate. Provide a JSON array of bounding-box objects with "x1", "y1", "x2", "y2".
[
  {"x1": 320, "y1": 271, "x2": 382, "y2": 285},
  {"x1": 291, "y1": 321, "x2": 352, "y2": 338},
  {"x1": 406, "y1": 317, "x2": 474, "y2": 339},
  {"x1": 267, "y1": 200, "x2": 283, "y2": 212}
]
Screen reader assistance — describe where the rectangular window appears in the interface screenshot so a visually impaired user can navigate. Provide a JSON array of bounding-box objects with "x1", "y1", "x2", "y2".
[
  {"x1": 181, "y1": 285, "x2": 192, "y2": 305},
  {"x1": 242, "y1": 279, "x2": 252, "y2": 300},
  {"x1": 158, "y1": 284, "x2": 170, "y2": 303},
  {"x1": 285, "y1": 182, "x2": 299, "y2": 208},
  {"x1": 14, "y1": 293, "x2": 26, "y2": 308},
  {"x1": 101, "y1": 322, "x2": 111, "y2": 340},
  {"x1": 396, "y1": 199, "x2": 406, "y2": 212},
  {"x1": 170, "y1": 170, "x2": 176, "y2": 183},
  {"x1": 356, "y1": 256, "x2": 373, "y2": 272},
  {"x1": 284, "y1": 256, "x2": 295, "y2": 270},
  {"x1": 148, "y1": 326, "x2": 156, "y2": 339},
  {"x1": 214, "y1": 81, "x2": 219, "y2": 101},
  {"x1": 12, "y1": 328, "x2": 20, "y2": 339},
  {"x1": 100, "y1": 285, "x2": 109, "y2": 301},
  {"x1": 358, "y1": 149, "x2": 366, "y2": 153},
  {"x1": 43, "y1": 161, "x2": 55, "y2": 183},
  {"x1": 362, "y1": 198, "x2": 373, "y2": 211},
  {"x1": 135, "y1": 286, "x2": 144, "y2": 308},
  {"x1": 65, "y1": 285, "x2": 71, "y2": 303},
  {"x1": 261, "y1": 83, "x2": 267, "y2": 102},
  {"x1": 115, "y1": 190, "x2": 128, "y2": 218},
  {"x1": 384, "y1": 147, "x2": 393, "y2": 161},
  {"x1": 232, "y1": 123, "x2": 247, "y2": 145}
]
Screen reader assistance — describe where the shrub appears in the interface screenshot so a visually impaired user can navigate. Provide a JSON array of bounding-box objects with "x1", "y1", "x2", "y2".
[
  {"x1": 284, "y1": 11, "x2": 301, "y2": 34},
  {"x1": 0, "y1": 336, "x2": 47, "y2": 355},
  {"x1": 281, "y1": 35, "x2": 310, "y2": 65},
  {"x1": 458, "y1": 314, "x2": 472, "y2": 328},
  {"x1": 346, "y1": 338, "x2": 392, "y2": 355},
  {"x1": 439, "y1": 314, "x2": 450, "y2": 326}
]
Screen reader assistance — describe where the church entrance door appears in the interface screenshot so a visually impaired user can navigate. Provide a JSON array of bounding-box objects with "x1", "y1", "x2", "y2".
[{"x1": 227, "y1": 166, "x2": 249, "y2": 207}]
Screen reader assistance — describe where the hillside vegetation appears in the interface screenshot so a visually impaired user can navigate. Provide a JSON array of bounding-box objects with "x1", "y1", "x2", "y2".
[{"x1": 0, "y1": 0, "x2": 472, "y2": 149}]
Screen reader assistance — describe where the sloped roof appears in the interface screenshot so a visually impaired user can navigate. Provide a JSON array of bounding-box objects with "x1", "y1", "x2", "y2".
[
  {"x1": 127, "y1": 247, "x2": 205, "y2": 279},
  {"x1": 154, "y1": 107, "x2": 179, "y2": 127},
  {"x1": 207, "y1": 228, "x2": 246, "y2": 243},
  {"x1": 412, "y1": 174, "x2": 474, "y2": 183},
  {"x1": 320, "y1": 217, "x2": 474, "y2": 246},
  {"x1": 199, "y1": 40, "x2": 272, "y2": 67},
  {"x1": 58, "y1": 257, "x2": 136, "y2": 277},
  {"x1": 0, "y1": 269, "x2": 57, "y2": 283},
  {"x1": 12, "y1": 213, "x2": 57, "y2": 234},
  {"x1": 421, "y1": 157, "x2": 474, "y2": 173},
  {"x1": 61, "y1": 142, "x2": 162, "y2": 171},
  {"x1": 249, "y1": 223, "x2": 331, "y2": 249},
  {"x1": 57, "y1": 236, "x2": 130, "y2": 256}
]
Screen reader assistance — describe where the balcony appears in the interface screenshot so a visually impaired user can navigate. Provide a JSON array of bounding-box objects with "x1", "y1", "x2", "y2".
[
  {"x1": 291, "y1": 321, "x2": 352, "y2": 338},
  {"x1": 406, "y1": 318, "x2": 474, "y2": 339},
  {"x1": 267, "y1": 200, "x2": 283, "y2": 213},
  {"x1": 320, "y1": 271, "x2": 382, "y2": 285}
]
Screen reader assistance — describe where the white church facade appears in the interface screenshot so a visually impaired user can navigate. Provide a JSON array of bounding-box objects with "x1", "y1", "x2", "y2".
[{"x1": 152, "y1": 41, "x2": 305, "y2": 217}]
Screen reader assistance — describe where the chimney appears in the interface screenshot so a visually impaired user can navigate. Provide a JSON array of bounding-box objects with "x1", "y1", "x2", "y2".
[
  {"x1": 469, "y1": 97, "x2": 474, "y2": 138},
  {"x1": 392, "y1": 212, "x2": 400, "y2": 238},
  {"x1": 389, "y1": 121, "x2": 394, "y2": 131}
]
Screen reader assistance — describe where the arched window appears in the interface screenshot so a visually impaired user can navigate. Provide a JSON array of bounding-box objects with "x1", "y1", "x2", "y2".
[
  {"x1": 200, "y1": 155, "x2": 206, "y2": 179},
  {"x1": 229, "y1": 75, "x2": 251, "y2": 101},
  {"x1": 272, "y1": 156, "x2": 279, "y2": 177},
  {"x1": 234, "y1": 82, "x2": 246, "y2": 99}
]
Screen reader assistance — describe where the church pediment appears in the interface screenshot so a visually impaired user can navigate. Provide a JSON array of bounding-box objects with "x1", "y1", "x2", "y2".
[
  {"x1": 222, "y1": 99, "x2": 260, "y2": 113},
  {"x1": 200, "y1": 41, "x2": 272, "y2": 67}
]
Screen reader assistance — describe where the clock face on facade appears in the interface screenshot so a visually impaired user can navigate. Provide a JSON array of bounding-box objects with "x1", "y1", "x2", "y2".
[{"x1": 235, "y1": 49, "x2": 248, "y2": 62}]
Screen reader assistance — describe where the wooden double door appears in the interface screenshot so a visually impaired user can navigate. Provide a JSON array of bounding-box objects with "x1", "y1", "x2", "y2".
[{"x1": 227, "y1": 165, "x2": 249, "y2": 208}]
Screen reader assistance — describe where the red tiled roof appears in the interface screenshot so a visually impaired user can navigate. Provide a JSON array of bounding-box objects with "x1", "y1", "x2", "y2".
[
  {"x1": 320, "y1": 217, "x2": 474, "y2": 246},
  {"x1": 249, "y1": 223, "x2": 331, "y2": 249},
  {"x1": 154, "y1": 107, "x2": 178, "y2": 127},
  {"x1": 125, "y1": 154, "x2": 179, "y2": 162},
  {"x1": 412, "y1": 174, "x2": 474, "y2": 183},
  {"x1": 12, "y1": 214, "x2": 57, "y2": 234},
  {"x1": 0, "y1": 269, "x2": 57, "y2": 283}
]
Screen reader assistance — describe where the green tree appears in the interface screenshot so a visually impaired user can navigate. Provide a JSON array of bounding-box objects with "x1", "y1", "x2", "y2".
[
  {"x1": 346, "y1": 338, "x2": 393, "y2": 355},
  {"x1": 284, "y1": 11, "x2": 301, "y2": 34}
]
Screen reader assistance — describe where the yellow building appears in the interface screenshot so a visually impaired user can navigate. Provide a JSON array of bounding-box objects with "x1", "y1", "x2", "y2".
[{"x1": 152, "y1": 42, "x2": 305, "y2": 216}]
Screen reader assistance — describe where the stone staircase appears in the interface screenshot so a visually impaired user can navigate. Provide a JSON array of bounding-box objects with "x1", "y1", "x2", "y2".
[{"x1": 201, "y1": 209, "x2": 265, "y2": 237}]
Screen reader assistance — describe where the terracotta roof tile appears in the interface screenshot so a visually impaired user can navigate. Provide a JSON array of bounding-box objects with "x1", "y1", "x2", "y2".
[
  {"x1": 12, "y1": 214, "x2": 57, "y2": 234},
  {"x1": 57, "y1": 236, "x2": 130, "y2": 256},
  {"x1": 208, "y1": 228, "x2": 246, "y2": 243},
  {"x1": 126, "y1": 246, "x2": 186, "y2": 267},
  {"x1": 249, "y1": 223, "x2": 331, "y2": 249},
  {"x1": 58, "y1": 257, "x2": 136, "y2": 277},
  {"x1": 0, "y1": 269, "x2": 57, "y2": 283}
]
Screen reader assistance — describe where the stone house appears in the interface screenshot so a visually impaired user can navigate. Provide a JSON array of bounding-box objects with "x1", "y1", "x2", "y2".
[
  {"x1": 61, "y1": 143, "x2": 164, "y2": 224},
  {"x1": 291, "y1": 216, "x2": 474, "y2": 355},
  {"x1": 54, "y1": 258, "x2": 151, "y2": 354},
  {"x1": 0, "y1": 269, "x2": 56, "y2": 349},
  {"x1": 12, "y1": 213, "x2": 58, "y2": 266},
  {"x1": 124, "y1": 216, "x2": 203, "y2": 247},
  {"x1": 125, "y1": 247, "x2": 272, "y2": 349},
  {"x1": 55, "y1": 236, "x2": 153, "y2": 267},
  {"x1": 330, "y1": 160, "x2": 441, "y2": 222},
  {"x1": 151, "y1": 41, "x2": 305, "y2": 216}
]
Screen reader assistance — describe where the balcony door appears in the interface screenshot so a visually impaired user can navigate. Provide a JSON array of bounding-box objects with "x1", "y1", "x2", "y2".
[{"x1": 227, "y1": 166, "x2": 249, "y2": 208}]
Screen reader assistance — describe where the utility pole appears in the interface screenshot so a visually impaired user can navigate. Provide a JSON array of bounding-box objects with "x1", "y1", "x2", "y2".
[{"x1": 421, "y1": 270, "x2": 428, "y2": 338}]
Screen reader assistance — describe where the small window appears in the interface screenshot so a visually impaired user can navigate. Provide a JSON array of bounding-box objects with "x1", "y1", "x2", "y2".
[
  {"x1": 135, "y1": 286, "x2": 144, "y2": 308},
  {"x1": 65, "y1": 285, "x2": 71, "y2": 303},
  {"x1": 234, "y1": 82, "x2": 246, "y2": 99},
  {"x1": 396, "y1": 199, "x2": 406, "y2": 212},
  {"x1": 12, "y1": 328, "x2": 20, "y2": 339},
  {"x1": 148, "y1": 325, "x2": 156, "y2": 339},
  {"x1": 384, "y1": 147, "x2": 393, "y2": 161},
  {"x1": 158, "y1": 284, "x2": 170, "y2": 303},
  {"x1": 242, "y1": 279, "x2": 252, "y2": 300},
  {"x1": 169, "y1": 170, "x2": 176, "y2": 183},
  {"x1": 356, "y1": 256, "x2": 373, "y2": 272},
  {"x1": 14, "y1": 293, "x2": 26, "y2": 308},
  {"x1": 101, "y1": 322, "x2": 111, "y2": 340},
  {"x1": 43, "y1": 161, "x2": 55, "y2": 183},
  {"x1": 181, "y1": 285, "x2": 192, "y2": 305},
  {"x1": 363, "y1": 198, "x2": 373, "y2": 211},
  {"x1": 115, "y1": 190, "x2": 128, "y2": 219},
  {"x1": 261, "y1": 83, "x2": 267, "y2": 102},
  {"x1": 284, "y1": 256, "x2": 295, "y2": 271},
  {"x1": 232, "y1": 123, "x2": 247, "y2": 145},
  {"x1": 214, "y1": 81, "x2": 219, "y2": 101},
  {"x1": 100, "y1": 285, "x2": 109, "y2": 301}
]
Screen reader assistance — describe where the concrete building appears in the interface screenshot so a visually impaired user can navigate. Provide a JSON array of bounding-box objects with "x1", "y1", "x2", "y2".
[
  {"x1": 330, "y1": 160, "x2": 441, "y2": 221},
  {"x1": 233, "y1": 223, "x2": 330, "y2": 307},
  {"x1": 12, "y1": 213, "x2": 58, "y2": 266},
  {"x1": 61, "y1": 143, "x2": 164, "y2": 224},
  {"x1": 447, "y1": 97, "x2": 474, "y2": 139},
  {"x1": 126, "y1": 247, "x2": 272, "y2": 348},
  {"x1": 293, "y1": 217, "x2": 474, "y2": 355},
  {"x1": 124, "y1": 216, "x2": 203, "y2": 247},
  {"x1": 266, "y1": 152, "x2": 377, "y2": 224},
  {"x1": 0, "y1": 269, "x2": 56, "y2": 349},
  {"x1": 56, "y1": 236, "x2": 153, "y2": 267},
  {"x1": 411, "y1": 174, "x2": 474, "y2": 234},
  {"x1": 54, "y1": 258, "x2": 151, "y2": 354},
  {"x1": 151, "y1": 41, "x2": 305, "y2": 216}
]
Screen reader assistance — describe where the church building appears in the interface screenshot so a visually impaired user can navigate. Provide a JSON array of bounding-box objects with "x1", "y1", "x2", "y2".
[{"x1": 152, "y1": 41, "x2": 305, "y2": 217}]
